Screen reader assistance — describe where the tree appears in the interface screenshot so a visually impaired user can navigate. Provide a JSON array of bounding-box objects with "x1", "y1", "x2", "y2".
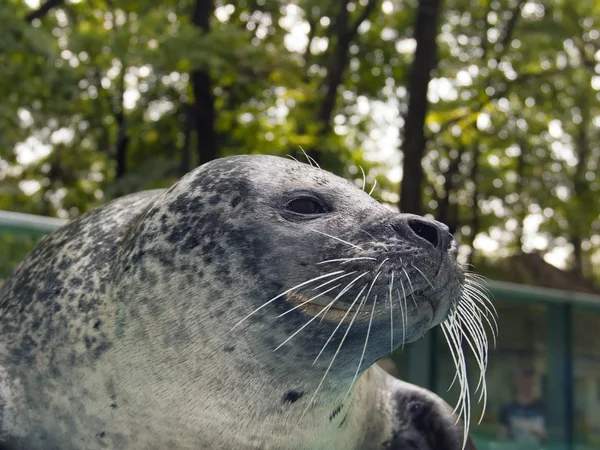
[
  {"x1": 399, "y1": 0, "x2": 443, "y2": 215},
  {"x1": 191, "y1": 0, "x2": 217, "y2": 166}
]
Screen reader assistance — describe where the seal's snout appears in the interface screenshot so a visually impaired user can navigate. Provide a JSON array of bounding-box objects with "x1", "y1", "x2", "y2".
[{"x1": 392, "y1": 215, "x2": 454, "y2": 253}]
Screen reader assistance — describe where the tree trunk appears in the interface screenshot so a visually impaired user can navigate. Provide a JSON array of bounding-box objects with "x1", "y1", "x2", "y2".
[
  {"x1": 399, "y1": 0, "x2": 443, "y2": 215},
  {"x1": 514, "y1": 138, "x2": 527, "y2": 253},
  {"x1": 308, "y1": 0, "x2": 379, "y2": 165},
  {"x1": 179, "y1": 104, "x2": 194, "y2": 176},
  {"x1": 571, "y1": 236, "x2": 583, "y2": 277},
  {"x1": 114, "y1": 68, "x2": 128, "y2": 179},
  {"x1": 24, "y1": 0, "x2": 64, "y2": 22},
  {"x1": 570, "y1": 98, "x2": 589, "y2": 277},
  {"x1": 467, "y1": 145, "x2": 481, "y2": 267},
  {"x1": 191, "y1": 0, "x2": 217, "y2": 166},
  {"x1": 436, "y1": 146, "x2": 464, "y2": 232}
]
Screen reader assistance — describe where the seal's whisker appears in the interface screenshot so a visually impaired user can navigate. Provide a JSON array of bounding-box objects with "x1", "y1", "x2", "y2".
[
  {"x1": 286, "y1": 155, "x2": 300, "y2": 163},
  {"x1": 313, "y1": 283, "x2": 368, "y2": 365},
  {"x1": 342, "y1": 293, "x2": 378, "y2": 404},
  {"x1": 464, "y1": 273, "x2": 496, "y2": 304},
  {"x1": 463, "y1": 274, "x2": 495, "y2": 301},
  {"x1": 446, "y1": 311, "x2": 477, "y2": 449},
  {"x1": 463, "y1": 284, "x2": 497, "y2": 322},
  {"x1": 320, "y1": 259, "x2": 387, "y2": 323},
  {"x1": 389, "y1": 271, "x2": 394, "y2": 353},
  {"x1": 458, "y1": 301, "x2": 492, "y2": 410},
  {"x1": 411, "y1": 263, "x2": 434, "y2": 289},
  {"x1": 298, "y1": 146, "x2": 320, "y2": 168},
  {"x1": 368, "y1": 178, "x2": 377, "y2": 196},
  {"x1": 359, "y1": 165, "x2": 367, "y2": 192},
  {"x1": 395, "y1": 288, "x2": 407, "y2": 349},
  {"x1": 441, "y1": 318, "x2": 462, "y2": 393},
  {"x1": 441, "y1": 319, "x2": 471, "y2": 449},
  {"x1": 359, "y1": 229, "x2": 389, "y2": 251},
  {"x1": 308, "y1": 271, "x2": 359, "y2": 292},
  {"x1": 401, "y1": 268, "x2": 417, "y2": 307},
  {"x1": 455, "y1": 304, "x2": 488, "y2": 411},
  {"x1": 443, "y1": 315, "x2": 468, "y2": 407},
  {"x1": 317, "y1": 257, "x2": 377, "y2": 265},
  {"x1": 308, "y1": 229, "x2": 364, "y2": 251},
  {"x1": 464, "y1": 271, "x2": 491, "y2": 285},
  {"x1": 277, "y1": 284, "x2": 342, "y2": 318},
  {"x1": 458, "y1": 297, "x2": 490, "y2": 364},
  {"x1": 462, "y1": 284, "x2": 498, "y2": 338},
  {"x1": 397, "y1": 281, "x2": 409, "y2": 349},
  {"x1": 230, "y1": 270, "x2": 345, "y2": 331},
  {"x1": 273, "y1": 292, "x2": 348, "y2": 351},
  {"x1": 318, "y1": 272, "x2": 370, "y2": 324},
  {"x1": 463, "y1": 281, "x2": 498, "y2": 320},
  {"x1": 302, "y1": 288, "x2": 368, "y2": 419}
]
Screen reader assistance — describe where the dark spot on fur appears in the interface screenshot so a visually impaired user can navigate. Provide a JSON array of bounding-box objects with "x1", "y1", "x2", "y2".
[
  {"x1": 69, "y1": 277, "x2": 83, "y2": 287},
  {"x1": 93, "y1": 341, "x2": 112, "y2": 359},
  {"x1": 329, "y1": 404, "x2": 343, "y2": 421},
  {"x1": 110, "y1": 403, "x2": 118, "y2": 409},
  {"x1": 31, "y1": 317, "x2": 43, "y2": 331},
  {"x1": 96, "y1": 431, "x2": 105, "y2": 438},
  {"x1": 93, "y1": 320, "x2": 103, "y2": 329},
  {"x1": 84, "y1": 335, "x2": 95, "y2": 349},
  {"x1": 223, "y1": 345, "x2": 235, "y2": 352},
  {"x1": 283, "y1": 390, "x2": 304, "y2": 404},
  {"x1": 183, "y1": 234, "x2": 201, "y2": 251}
]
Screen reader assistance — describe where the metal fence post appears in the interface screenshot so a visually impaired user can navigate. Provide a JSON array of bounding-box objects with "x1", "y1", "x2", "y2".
[{"x1": 546, "y1": 303, "x2": 573, "y2": 450}]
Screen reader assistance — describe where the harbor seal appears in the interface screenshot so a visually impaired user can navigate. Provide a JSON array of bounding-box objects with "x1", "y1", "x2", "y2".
[{"x1": 0, "y1": 154, "x2": 491, "y2": 449}]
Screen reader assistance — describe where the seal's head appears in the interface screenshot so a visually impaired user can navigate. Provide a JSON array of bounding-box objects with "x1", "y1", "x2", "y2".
[
  {"x1": 111, "y1": 154, "x2": 493, "y2": 445},
  {"x1": 117, "y1": 155, "x2": 460, "y2": 358}
]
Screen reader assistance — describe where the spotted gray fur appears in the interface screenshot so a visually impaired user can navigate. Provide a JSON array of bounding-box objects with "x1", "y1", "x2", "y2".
[{"x1": 0, "y1": 155, "x2": 478, "y2": 450}]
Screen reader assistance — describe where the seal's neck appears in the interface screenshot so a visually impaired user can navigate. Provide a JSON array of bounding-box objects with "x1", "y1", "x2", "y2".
[{"x1": 109, "y1": 332, "x2": 388, "y2": 449}]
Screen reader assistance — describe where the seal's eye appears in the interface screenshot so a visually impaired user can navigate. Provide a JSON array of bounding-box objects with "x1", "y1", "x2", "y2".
[{"x1": 285, "y1": 198, "x2": 327, "y2": 215}]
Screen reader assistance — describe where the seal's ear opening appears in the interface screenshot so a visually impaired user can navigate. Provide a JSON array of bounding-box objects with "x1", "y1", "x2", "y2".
[{"x1": 231, "y1": 196, "x2": 242, "y2": 208}]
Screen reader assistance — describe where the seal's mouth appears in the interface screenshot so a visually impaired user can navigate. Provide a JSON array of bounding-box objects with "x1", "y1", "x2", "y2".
[
  {"x1": 285, "y1": 292, "x2": 350, "y2": 322},
  {"x1": 285, "y1": 291, "x2": 396, "y2": 323}
]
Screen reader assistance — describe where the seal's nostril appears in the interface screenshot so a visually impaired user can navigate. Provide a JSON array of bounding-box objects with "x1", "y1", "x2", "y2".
[{"x1": 407, "y1": 219, "x2": 440, "y2": 248}]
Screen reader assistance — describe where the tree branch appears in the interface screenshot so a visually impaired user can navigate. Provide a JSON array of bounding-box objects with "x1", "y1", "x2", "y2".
[
  {"x1": 345, "y1": 0, "x2": 379, "y2": 42},
  {"x1": 25, "y1": 0, "x2": 65, "y2": 23},
  {"x1": 314, "y1": 0, "x2": 380, "y2": 139},
  {"x1": 480, "y1": 0, "x2": 494, "y2": 60},
  {"x1": 302, "y1": 13, "x2": 319, "y2": 83},
  {"x1": 497, "y1": 0, "x2": 526, "y2": 54},
  {"x1": 430, "y1": 67, "x2": 570, "y2": 138}
]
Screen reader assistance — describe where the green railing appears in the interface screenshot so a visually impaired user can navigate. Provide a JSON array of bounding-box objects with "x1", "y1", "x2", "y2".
[
  {"x1": 2, "y1": 209, "x2": 599, "y2": 450},
  {"x1": 0, "y1": 210, "x2": 66, "y2": 236}
]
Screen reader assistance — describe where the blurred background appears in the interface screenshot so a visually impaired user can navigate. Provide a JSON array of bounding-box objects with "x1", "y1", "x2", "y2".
[{"x1": 0, "y1": 0, "x2": 599, "y2": 449}]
